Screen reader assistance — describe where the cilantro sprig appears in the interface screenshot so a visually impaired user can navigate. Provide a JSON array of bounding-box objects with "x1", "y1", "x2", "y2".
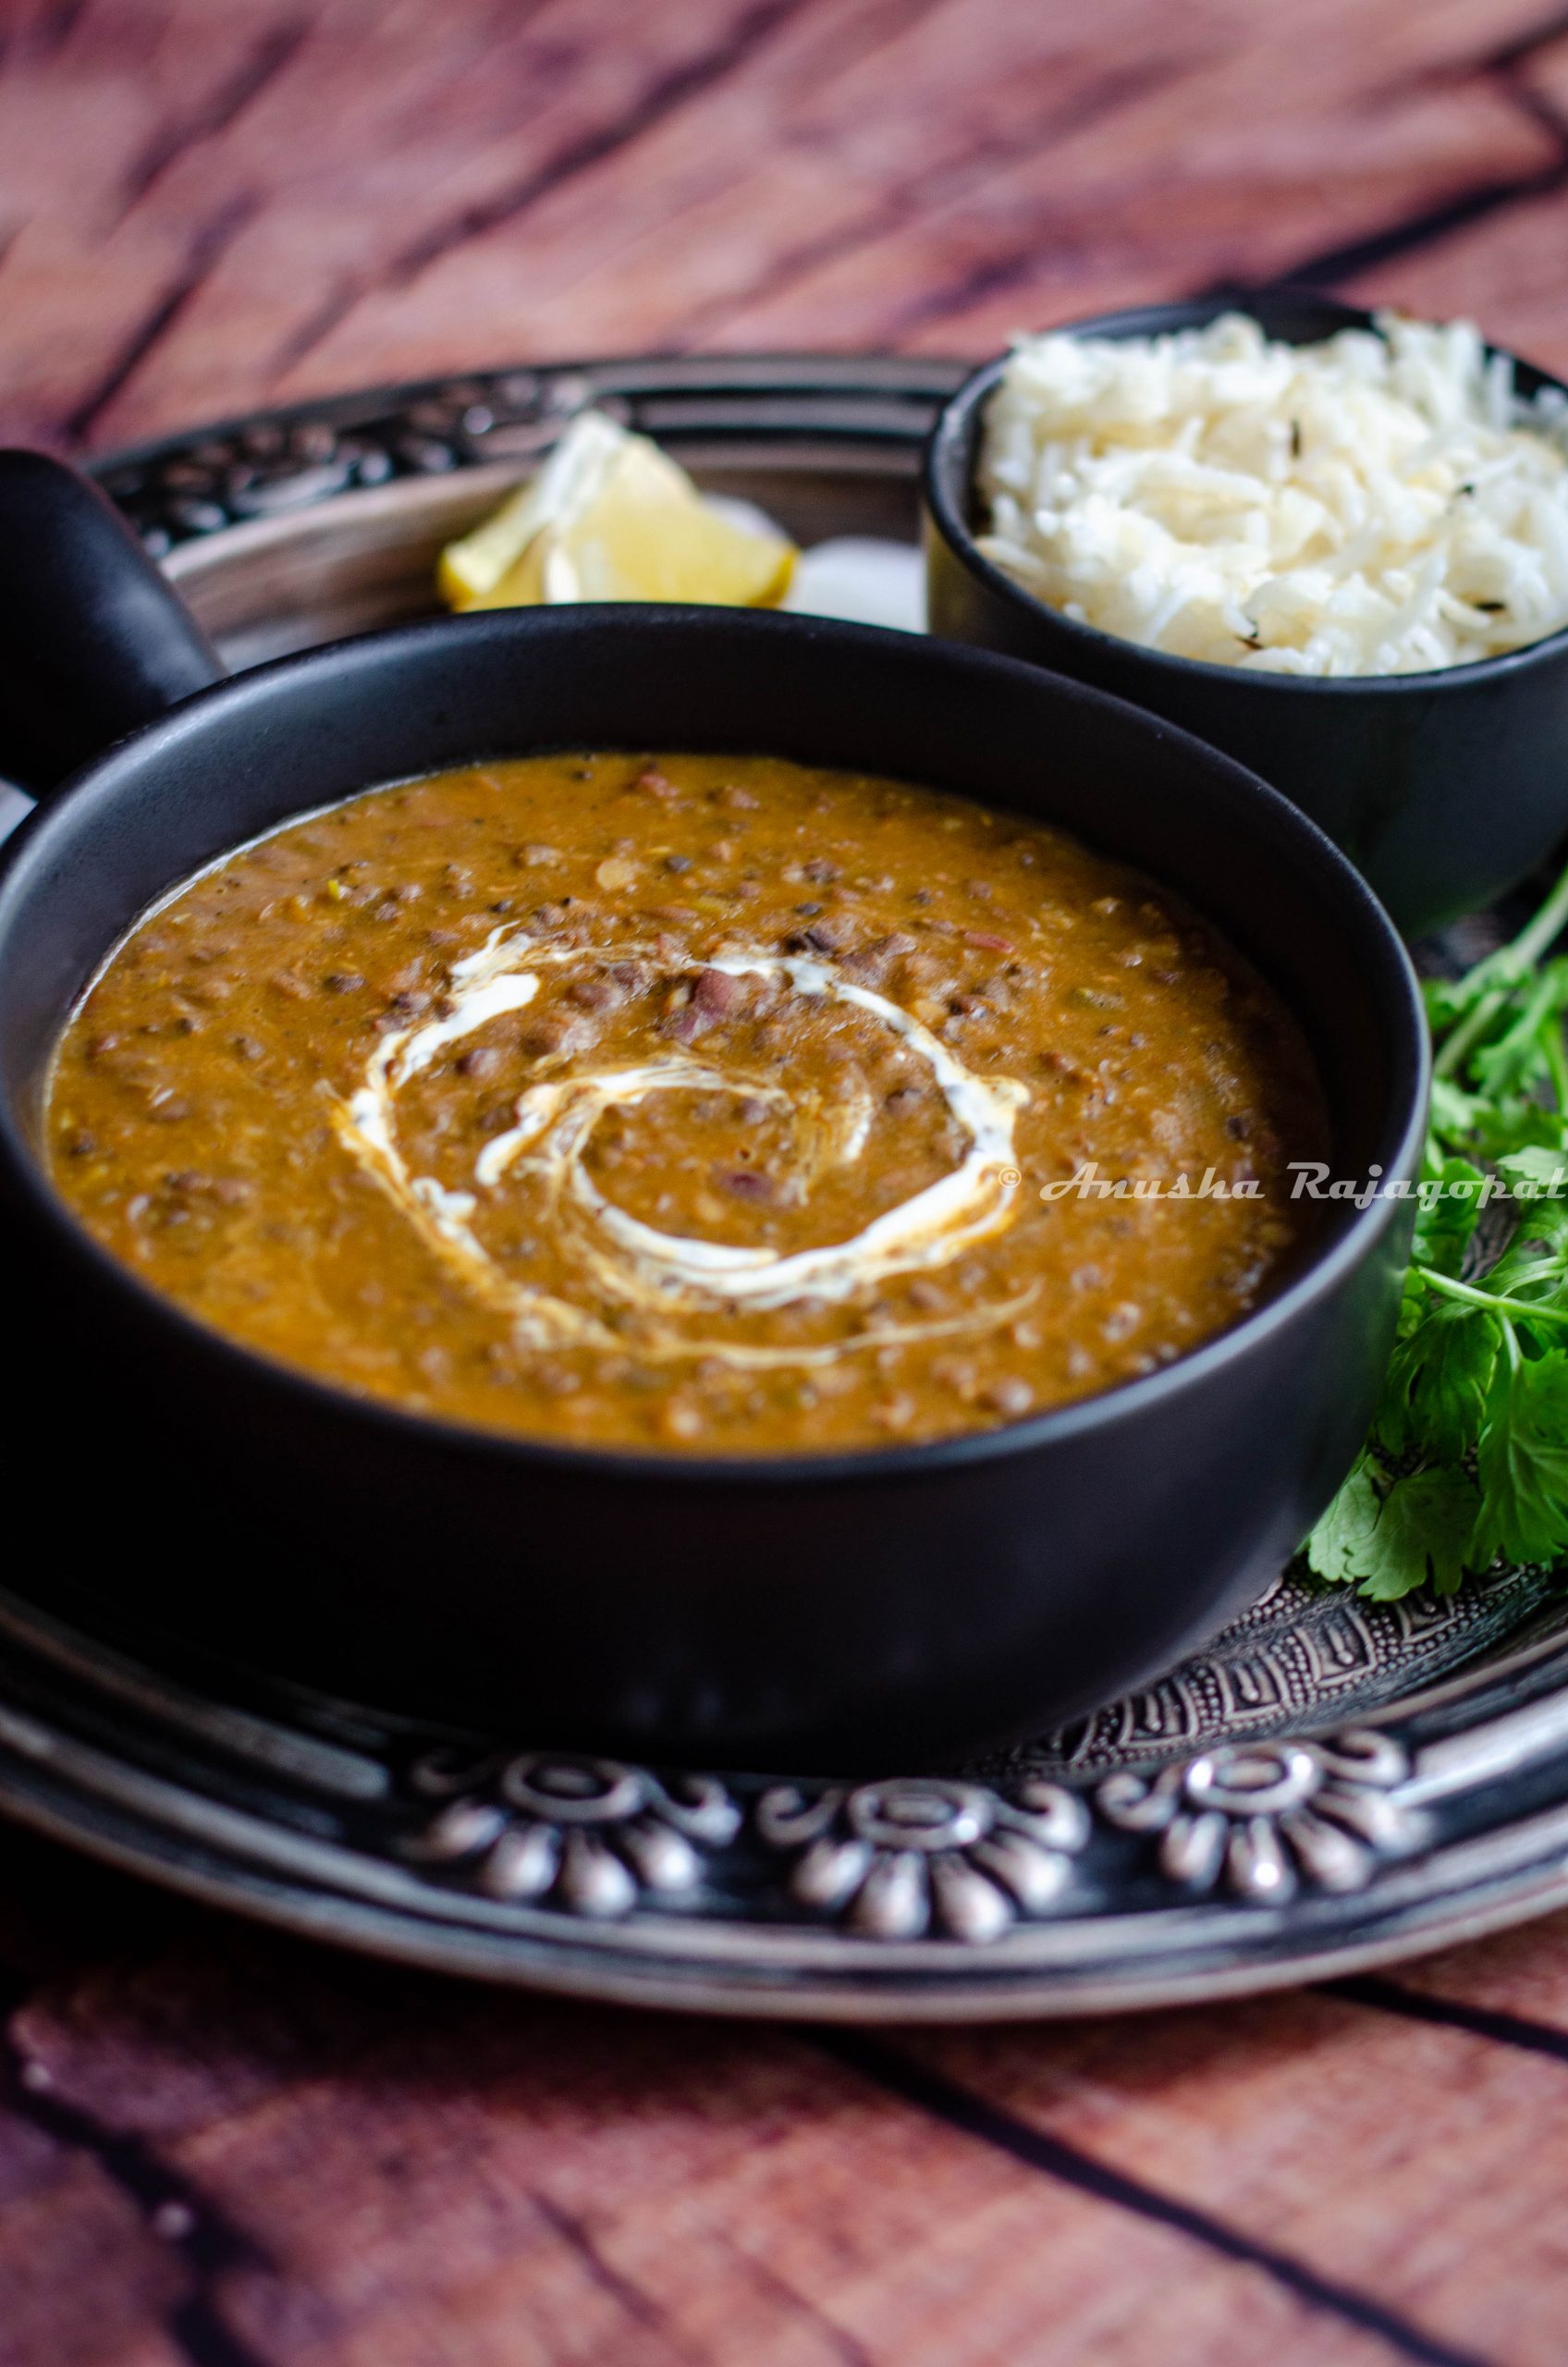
[{"x1": 1306, "y1": 860, "x2": 1568, "y2": 1600}]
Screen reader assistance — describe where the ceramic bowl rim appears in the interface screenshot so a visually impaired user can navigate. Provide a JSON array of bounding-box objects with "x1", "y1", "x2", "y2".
[{"x1": 0, "y1": 601, "x2": 1430, "y2": 1492}]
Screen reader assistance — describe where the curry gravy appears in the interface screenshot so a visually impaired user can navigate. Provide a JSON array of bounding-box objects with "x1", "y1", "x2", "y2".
[{"x1": 46, "y1": 753, "x2": 1325, "y2": 1453}]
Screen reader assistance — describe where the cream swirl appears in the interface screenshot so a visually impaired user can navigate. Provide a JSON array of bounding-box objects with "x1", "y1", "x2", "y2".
[{"x1": 331, "y1": 926, "x2": 1033, "y2": 1369}]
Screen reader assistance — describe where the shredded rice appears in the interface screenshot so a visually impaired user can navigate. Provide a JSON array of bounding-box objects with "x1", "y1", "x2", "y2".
[{"x1": 976, "y1": 312, "x2": 1568, "y2": 676}]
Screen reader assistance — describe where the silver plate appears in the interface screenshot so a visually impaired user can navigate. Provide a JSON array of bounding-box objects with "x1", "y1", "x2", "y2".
[{"x1": 5, "y1": 354, "x2": 1567, "y2": 2018}]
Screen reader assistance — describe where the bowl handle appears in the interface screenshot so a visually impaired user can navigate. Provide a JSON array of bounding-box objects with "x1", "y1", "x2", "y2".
[{"x1": 0, "y1": 448, "x2": 224, "y2": 800}]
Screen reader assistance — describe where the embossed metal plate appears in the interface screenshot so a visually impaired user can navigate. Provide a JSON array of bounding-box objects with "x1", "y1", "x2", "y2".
[{"x1": 1, "y1": 356, "x2": 1565, "y2": 2017}]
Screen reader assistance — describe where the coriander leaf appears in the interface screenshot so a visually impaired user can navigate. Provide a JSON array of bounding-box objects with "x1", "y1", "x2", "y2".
[
  {"x1": 1410, "y1": 1156, "x2": 1485, "y2": 1276},
  {"x1": 1495, "y1": 1143, "x2": 1568, "y2": 1193},
  {"x1": 1426, "y1": 861, "x2": 1568, "y2": 1075},
  {"x1": 1305, "y1": 1453, "x2": 1382, "y2": 1586},
  {"x1": 1427, "y1": 1076, "x2": 1490, "y2": 1150},
  {"x1": 1321, "y1": 860, "x2": 1568, "y2": 1600},
  {"x1": 1423, "y1": 1076, "x2": 1556, "y2": 1160},
  {"x1": 1480, "y1": 1230, "x2": 1568, "y2": 1316},
  {"x1": 1359, "y1": 1466, "x2": 1479, "y2": 1599},
  {"x1": 1396, "y1": 1264, "x2": 1433, "y2": 1342},
  {"x1": 1468, "y1": 1098, "x2": 1564, "y2": 1160},
  {"x1": 1472, "y1": 1347, "x2": 1568, "y2": 1569},
  {"x1": 1378, "y1": 1300, "x2": 1499, "y2": 1462},
  {"x1": 1496, "y1": 1147, "x2": 1568, "y2": 1245},
  {"x1": 1424, "y1": 966, "x2": 1520, "y2": 1043},
  {"x1": 1471, "y1": 961, "x2": 1568, "y2": 1102},
  {"x1": 1305, "y1": 1454, "x2": 1479, "y2": 1600}
]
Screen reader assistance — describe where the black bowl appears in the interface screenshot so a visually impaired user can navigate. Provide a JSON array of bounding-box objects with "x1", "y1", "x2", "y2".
[
  {"x1": 0, "y1": 454, "x2": 1427, "y2": 1770},
  {"x1": 924, "y1": 289, "x2": 1568, "y2": 937}
]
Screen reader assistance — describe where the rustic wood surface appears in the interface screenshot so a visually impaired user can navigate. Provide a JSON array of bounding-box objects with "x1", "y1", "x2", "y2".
[{"x1": 6, "y1": 1, "x2": 1568, "y2": 2361}]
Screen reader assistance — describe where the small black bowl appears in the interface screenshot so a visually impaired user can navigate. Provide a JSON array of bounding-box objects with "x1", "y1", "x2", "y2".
[
  {"x1": 0, "y1": 451, "x2": 1427, "y2": 1770},
  {"x1": 925, "y1": 289, "x2": 1568, "y2": 937}
]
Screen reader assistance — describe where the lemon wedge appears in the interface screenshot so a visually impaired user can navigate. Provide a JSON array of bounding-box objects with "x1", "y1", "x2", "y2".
[
  {"x1": 438, "y1": 411, "x2": 795, "y2": 612},
  {"x1": 436, "y1": 412, "x2": 623, "y2": 607}
]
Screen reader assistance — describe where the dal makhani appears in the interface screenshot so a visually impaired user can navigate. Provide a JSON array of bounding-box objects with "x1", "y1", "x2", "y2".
[{"x1": 46, "y1": 752, "x2": 1324, "y2": 1452}]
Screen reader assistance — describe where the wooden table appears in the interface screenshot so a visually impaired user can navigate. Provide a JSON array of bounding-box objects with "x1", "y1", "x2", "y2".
[{"x1": 6, "y1": 3, "x2": 1568, "y2": 2359}]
